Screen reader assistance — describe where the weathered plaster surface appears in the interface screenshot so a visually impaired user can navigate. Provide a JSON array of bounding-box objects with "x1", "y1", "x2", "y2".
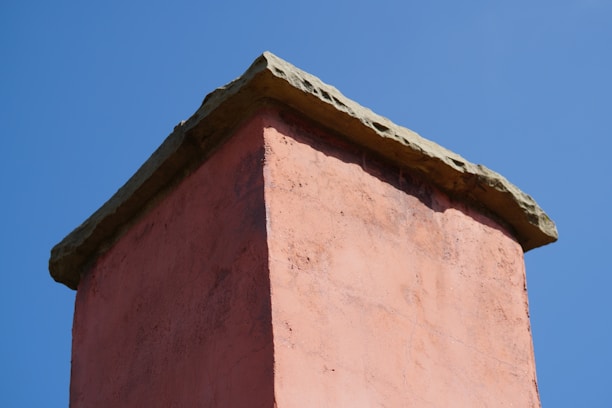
[
  {"x1": 66, "y1": 105, "x2": 543, "y2": 407},
  {"x1": 262, "y1": 109, "x2": 540, "y2": 407},
  {"x1": 70, "y1": 116, "x2": 274, "y2": 407},
  {"x1": 49, "y1": 52, "x2": 556, "y2": 290}
]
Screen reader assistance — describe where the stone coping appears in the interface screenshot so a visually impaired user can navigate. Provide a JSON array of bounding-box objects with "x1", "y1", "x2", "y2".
[{"x1": 49, "y1": 52, "x2": 558, "y2": 289}]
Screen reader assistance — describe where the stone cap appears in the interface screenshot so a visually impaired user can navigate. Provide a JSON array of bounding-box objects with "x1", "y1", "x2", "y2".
[{"x1": 49, "y1": 51, "x2": 558, "y2": 289}]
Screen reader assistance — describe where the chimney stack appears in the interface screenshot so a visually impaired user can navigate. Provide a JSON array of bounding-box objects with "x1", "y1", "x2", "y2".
[{"x1": 50, "y1": 52, "x2": 557, "y2": 407}]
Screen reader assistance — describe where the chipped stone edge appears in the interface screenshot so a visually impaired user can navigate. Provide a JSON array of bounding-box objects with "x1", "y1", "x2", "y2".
[{"x1": 49, "y1": 51, "x2": 558, "y2": 289}]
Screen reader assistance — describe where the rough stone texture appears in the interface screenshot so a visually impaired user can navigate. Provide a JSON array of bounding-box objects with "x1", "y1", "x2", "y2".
[
  {"x1": 70, "y1": 116, "x2": 274, "y2": 407},
  {"x1": 263, "y1": 109, "x2": 541, "y2": 406},
  {"x1": 49, "y1": 51, "x2": 557, "y2": 290}
]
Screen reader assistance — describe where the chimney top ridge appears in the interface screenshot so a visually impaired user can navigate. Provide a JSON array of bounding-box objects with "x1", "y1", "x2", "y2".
[{"x1": 49, "y1": 52, "x2": 557, "y2": 289}]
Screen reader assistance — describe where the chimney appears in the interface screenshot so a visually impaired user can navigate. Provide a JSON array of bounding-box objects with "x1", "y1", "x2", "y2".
[{"x1": 50, "y1": 52, "x2": 557, "y2": 407}]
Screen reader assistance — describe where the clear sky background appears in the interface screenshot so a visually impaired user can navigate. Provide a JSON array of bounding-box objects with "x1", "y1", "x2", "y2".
[{"x1": 1, "y1": 0, "x2": 610, "y2": 406}]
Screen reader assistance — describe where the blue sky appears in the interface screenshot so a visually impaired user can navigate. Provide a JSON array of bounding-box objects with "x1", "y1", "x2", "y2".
[{"x1": 2, "y1": 0, "x2": 610, "y2": 406}]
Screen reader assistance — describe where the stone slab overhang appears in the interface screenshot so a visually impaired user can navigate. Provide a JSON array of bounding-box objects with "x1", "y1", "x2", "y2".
[{"x1": 49, "y1": 52, "x2": 558, "y2": 290}]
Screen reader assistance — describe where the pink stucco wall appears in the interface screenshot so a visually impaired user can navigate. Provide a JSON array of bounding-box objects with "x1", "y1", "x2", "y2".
[
  {"x1": 70, "y1": 115, "x2": 274, "y2": 407},
  {"x1": 262, "y1": 109, "x2": 540, "y2": 407},
  {"x1": 70, "y1": 107, "x2": 540, "y2": 407}
]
